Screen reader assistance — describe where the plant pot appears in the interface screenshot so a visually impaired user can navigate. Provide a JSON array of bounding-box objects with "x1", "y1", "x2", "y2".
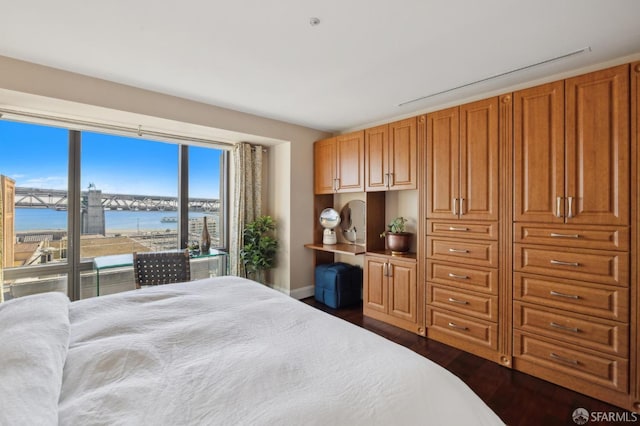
[{"x1": 386, "y1": 232, "x2": 412, "y2": 254}]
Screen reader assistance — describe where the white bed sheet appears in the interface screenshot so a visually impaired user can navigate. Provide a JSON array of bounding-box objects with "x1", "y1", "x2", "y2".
[{"x1": 57, "y1": 276, "x2": 503, "y2": 425}]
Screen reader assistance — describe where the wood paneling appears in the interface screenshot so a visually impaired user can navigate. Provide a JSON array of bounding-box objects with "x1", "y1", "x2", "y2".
[
  {"x1": 336, "y1": 131, "x2": 365, "y2": 192},
  {"x1": 459, "y1": 98, "x2": 499, "y2": 220},
  {"x1": 565, "y1": 65, "x2": 630, "y2": 226},
  {"x1": 426, "y1": 107, "x2": 459, "y2": 219},
  {"x1": 513, "y1": 81, "x2": 565, "y2": 223},
  {"x1": 313, "y1": 137, "x2": 336, "y2": 194}
]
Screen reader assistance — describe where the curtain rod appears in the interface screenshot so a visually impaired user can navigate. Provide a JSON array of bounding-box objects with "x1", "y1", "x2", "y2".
[{"x1": 0, "y1": 107, "x2": 235, "y2": 149}]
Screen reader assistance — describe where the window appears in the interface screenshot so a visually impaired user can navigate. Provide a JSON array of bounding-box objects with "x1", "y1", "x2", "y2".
[
  {"x1": 0, "y1": 119, "x2": 227, "y2": 301},
  {"x1": 80, "y1": 132, "x2": 180, "y2": 257},
  {"x1": 0, "y1": 121, "x2": 69, "y2": 299}
]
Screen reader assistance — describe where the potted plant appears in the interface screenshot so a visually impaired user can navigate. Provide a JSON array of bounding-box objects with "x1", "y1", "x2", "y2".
[
  {"x1": 380, "y1": 216, "x2": 412, "y2": 254},
  {"x1": 240, "y1": 215, "x2": 278, "y2": 283}
]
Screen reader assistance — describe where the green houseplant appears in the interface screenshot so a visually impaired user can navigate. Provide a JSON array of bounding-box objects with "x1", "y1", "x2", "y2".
[
  {"x1": 240, "y1": 215, "x2": 278, "y2": 283},
  {"x1": 380, "y1": 216, "x2": 412, "y2": 254}
]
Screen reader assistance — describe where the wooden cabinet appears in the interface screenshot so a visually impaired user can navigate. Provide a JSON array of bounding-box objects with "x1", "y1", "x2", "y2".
[
  {"x1": 363, "y1": 255, "x2": 418, "y2": 332},
  {"x1": 514, "y1": 65, "x2": 629, "y2": 226},
  {"x1": 314, "y1": 137, "x2": 337, "y2": 194},
  {"x1": 314, "y1": 131, "x2": 365, "y2": 194},
  {"x1": 424, "y1": 95, "x2": 506, "y2": 365},
  {"x1": 512, "y1": 64, "x2": 632, "y2": 409},
  {"x1": 365, "y1": 117, "x2": 417, "y2": 191},
  {"x1": 427, "y1": 98, "x2": 499, "y2": 221}
]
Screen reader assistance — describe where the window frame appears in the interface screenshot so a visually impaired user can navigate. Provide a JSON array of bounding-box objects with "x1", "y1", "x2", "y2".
[{"x1": 1, "y1": 119, "x2": 229, "y2": 301}]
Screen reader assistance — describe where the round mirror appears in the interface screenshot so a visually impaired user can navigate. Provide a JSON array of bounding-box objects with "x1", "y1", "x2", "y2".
[
  {"x1": 319, "y1": 208, "x2": 341, "y2": 229},
  {"x1": 340, "y1": 200, "x2": 366, "y2": 244}
]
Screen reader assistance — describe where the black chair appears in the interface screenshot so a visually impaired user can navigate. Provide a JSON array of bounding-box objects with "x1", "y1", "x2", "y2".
[{"x1": 133, "y1": 250, "x2": 191, "y2": 289}]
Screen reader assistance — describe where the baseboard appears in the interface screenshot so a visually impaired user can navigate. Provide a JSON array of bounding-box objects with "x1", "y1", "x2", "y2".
[{"x1": 289, "y1": 285, "x2": 314, "y2": 300}]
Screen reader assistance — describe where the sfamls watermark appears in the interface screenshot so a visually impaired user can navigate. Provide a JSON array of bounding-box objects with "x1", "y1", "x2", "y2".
[{"x1": 573, "y1": 407, "x2": 639, "y2": 424}]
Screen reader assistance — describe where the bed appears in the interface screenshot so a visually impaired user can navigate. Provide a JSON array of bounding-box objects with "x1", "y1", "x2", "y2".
[{"x1": 0, "y1": 276, "x2": 504, "y2": 425}]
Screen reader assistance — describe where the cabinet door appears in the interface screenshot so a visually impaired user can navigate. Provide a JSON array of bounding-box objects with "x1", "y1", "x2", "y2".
[
  {"x1": 513, "y1": 81, "x2": 565, "y2": 223},
  {"x1": 365, "y1": 124, "x2": 388, "y2": 191},
  {"x1": 459, "y1": 97, "x2": 499, "y2": 220},
  {"x1": 314, "y1": 137, "x2": 336, "y2": 194},
  {"x1": 427, "y1": 107, "x2": 459, "y2": 219},
  {"x1": 565, "y1": 64, "x2": 629, "y2": 226},
  {"x1": 364, "y1": 257, "x2": 387, "y2": 314},
  {"x1": 336, "y1": 131, "x2": 365, "y2": 192},
  {"x1": 388, "y1": 259, "x2": 417, "y2": 323},
  {"x1": 388, "y1": 117, "x2": 417, "y2": 190}
]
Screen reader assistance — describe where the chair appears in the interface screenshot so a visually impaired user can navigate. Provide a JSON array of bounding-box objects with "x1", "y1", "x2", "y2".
[{"x1": 133, "y1": 250, "x2": 191, "y2": 289}]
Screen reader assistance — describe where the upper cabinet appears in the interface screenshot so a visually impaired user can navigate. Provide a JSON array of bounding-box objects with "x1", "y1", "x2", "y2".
[
  {"x1": 514, "y1": 64, "x2": 629, "y2": 225},
  {"x1": 365, "y1": 117, "x2": 417, "y2": 191},
  {"x1": 314, "y1": 131, "x2": 365, "y2": 194},
  {"x1": 426, "y1": 97, "x2": 499, "y2": 220}
]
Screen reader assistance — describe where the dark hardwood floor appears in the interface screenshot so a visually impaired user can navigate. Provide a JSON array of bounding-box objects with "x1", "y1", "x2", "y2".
[{"x1": 302, "y1": 298, "x2": 633, "y2": 426}]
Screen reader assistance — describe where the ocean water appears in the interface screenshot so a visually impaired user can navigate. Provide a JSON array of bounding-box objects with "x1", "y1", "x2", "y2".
[{"x1": 15, "y1": 208, "x2": 213, "y2": 232}]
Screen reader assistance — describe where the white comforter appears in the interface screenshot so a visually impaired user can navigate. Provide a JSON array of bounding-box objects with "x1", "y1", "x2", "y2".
[{"x1": 1, "y1": 276, "x2": 504, "y2": 425}]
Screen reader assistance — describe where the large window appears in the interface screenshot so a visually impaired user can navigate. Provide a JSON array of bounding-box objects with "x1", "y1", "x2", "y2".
[
  {"x1": 80, "y1": 132, "x2": 180, "y2": 257},
  {"x1": 0, "y1": 119, "x2": 227, "y2": 301}
]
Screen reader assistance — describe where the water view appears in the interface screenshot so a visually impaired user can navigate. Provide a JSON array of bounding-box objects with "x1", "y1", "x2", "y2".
[{"x1": 15, "y1": 208, "x2": 214, "y2": 232}]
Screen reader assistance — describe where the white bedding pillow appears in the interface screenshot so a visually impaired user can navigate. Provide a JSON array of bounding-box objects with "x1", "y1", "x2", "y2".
[{"x1": 0, "y1": 292, "x2": 70, "y2": 426}]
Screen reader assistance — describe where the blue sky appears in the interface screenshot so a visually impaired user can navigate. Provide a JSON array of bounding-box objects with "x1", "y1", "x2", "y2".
[{"x1": 0, "y1": 120, "x2": 222, "y2": 198}]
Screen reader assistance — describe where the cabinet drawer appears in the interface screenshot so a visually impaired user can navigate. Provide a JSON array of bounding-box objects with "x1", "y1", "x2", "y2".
[
  {"x1": 427, "y1": 260, "x2": 497, "y2": 295},
  {"x1": 514, "y1": 244, "x2": 628, "y2": 286},
  {"x1": 514, "y1": 302, "x2": 628, "y2": 357},
  {"x1": 426, "y1": 307, "x2": 497, "y2": 350},
  {"x1": 514, "y1": 223, "x2": 629, "y2": 251},
  {"x1": 428, "y1": 284, "x2": 497, "y2": 321},
  {"x1": 427, "y1": 220, "x2": 498, "y2": 240},
  {"x1": 514, "y1": 273, "x2": 629, "y2": 322},
  {"x1": 513, "y1": 332, "x2": 628, "y2": 392},
  {"x1": 427, "y1": 237, "x2": 498, "y2": 268}
]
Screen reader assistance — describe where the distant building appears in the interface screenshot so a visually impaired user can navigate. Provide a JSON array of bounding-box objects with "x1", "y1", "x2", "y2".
[
  {"x1": 1, "y1": 175, "x2": 15, "y2": 270},
  {"x1": 81, "y1": 185, "x2": 105, "y2": 235}
]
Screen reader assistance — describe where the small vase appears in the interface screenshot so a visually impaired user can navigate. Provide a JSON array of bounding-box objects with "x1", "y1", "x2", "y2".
[
  {"x1": 386, "y1": 232, "x2": 412, "y2": 254},
  {"x1": 200, "y1": 216, "x2": 211, "y2": 254}
]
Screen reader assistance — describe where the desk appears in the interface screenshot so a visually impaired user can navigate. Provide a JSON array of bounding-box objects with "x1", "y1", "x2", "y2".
[{"x1": 93, "y1": 250, "x2": 228, "y2": 296}]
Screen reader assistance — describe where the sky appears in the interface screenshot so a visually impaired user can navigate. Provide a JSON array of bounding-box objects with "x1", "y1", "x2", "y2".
[{"x1": 0, "y1": 119, "x2": 222, "y2": 198}]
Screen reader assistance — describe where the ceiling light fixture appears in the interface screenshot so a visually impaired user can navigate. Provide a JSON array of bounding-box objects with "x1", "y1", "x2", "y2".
[
  {"x1": 309, "y1": 17, "x2": 320, "y2": 26},
  {"x1": 398, "y1": 46, "x2": 592, "y2": 107}
]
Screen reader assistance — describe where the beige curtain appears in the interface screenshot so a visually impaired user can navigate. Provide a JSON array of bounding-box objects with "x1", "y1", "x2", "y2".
[
  {"x1": 230, "y1": 142, "x2": 263, "y2": 279},
  {"x1": 0, "y1": 181, "x2": 3, "y2": 303}
]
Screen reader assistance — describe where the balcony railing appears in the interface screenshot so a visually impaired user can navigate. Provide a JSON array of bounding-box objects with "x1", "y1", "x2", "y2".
[{"x1": 2, "y1": 256, "x2": 226, "y2": 301}]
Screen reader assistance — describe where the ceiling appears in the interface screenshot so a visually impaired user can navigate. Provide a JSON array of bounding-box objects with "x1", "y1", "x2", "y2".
[{"x1": 1, "y1": 0, "x2": 640, "y2": 133}]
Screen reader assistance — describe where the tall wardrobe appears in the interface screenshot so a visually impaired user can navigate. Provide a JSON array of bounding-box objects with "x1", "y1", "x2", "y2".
[{"x1": 311, "y1": 61, "x2": 640, "y2": 411}]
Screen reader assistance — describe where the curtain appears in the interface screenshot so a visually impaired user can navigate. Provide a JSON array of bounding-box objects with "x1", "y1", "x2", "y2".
[
  {"x1": 0, "y1": 180, "x2": 4, "y2": 303},
  {"x1": 230, "y1": 142, "x2": 263, "y2": 280}
]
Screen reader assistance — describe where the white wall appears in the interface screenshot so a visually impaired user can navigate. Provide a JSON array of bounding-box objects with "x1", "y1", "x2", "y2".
[{"x1": 0, "y1": 55, "x2": 330, "y2": 295}]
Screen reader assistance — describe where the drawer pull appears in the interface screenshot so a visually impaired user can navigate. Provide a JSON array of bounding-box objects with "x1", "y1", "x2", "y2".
[
  {"x1": 550, "y1": 290, "x2": 580, "y2": 300},
  {"x1": 448, "y1": 227, "x2": 469, "y2": 231},
  {"x1": 447, "y1": 297, "x2": 469, "y2": 305},
  {"x1": 550, "y1": 259, "x2": 580, "y2": 267},
  {"x1": 449, "y1": 248, "x2": 469, "y2": 254},
  {"x1": 549, "y1": 322, "x2": 580, "y2": 333},
  {"x1": 448, "y1": 272, "x2": 469, "y2": 280},
  {"x1": 447, "y1": 322, "x2": 468, "y2": 331},
  {"x1": 550, "y1": 233, "x2": 580, "y2": 239},
  {"x1": 550, "y1": 352, "x2": 579, "y2": 365}
]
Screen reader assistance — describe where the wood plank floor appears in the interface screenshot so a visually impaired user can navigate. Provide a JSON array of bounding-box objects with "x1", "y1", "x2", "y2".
[{"x1": 302, "y1": 298, "x2": 633, "y2": 426}]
